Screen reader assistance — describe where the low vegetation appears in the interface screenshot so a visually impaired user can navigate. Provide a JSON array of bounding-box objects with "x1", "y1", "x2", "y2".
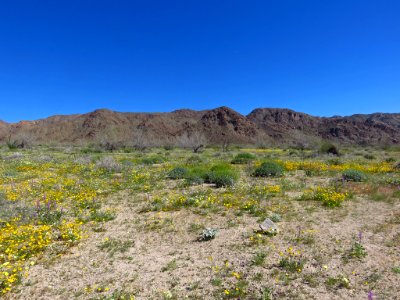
[{"x1": 0, "y1": 144, "x2": 399, "y2": 299}]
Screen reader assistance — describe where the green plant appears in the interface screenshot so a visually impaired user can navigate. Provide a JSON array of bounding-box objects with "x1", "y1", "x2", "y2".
[
  {"x1": 167, "y1": 167, "x2": 188, "y2": 179},
  {"x1": 364, "y1": 154, "x2": 375, "y2": 160},
  {"x1": 342, "y1": 169, "x2": 367, "y2": 182},
  {"x1": 392, "y1": 266, "x2": 400, "y2": 274},
  {"x1": 185, "y1": 155, "x2": 204, "y2": 165},
  {"x1": 35, "y1": 206, "x2": 64, "y2": 225},
  {"x1": 346, "y1": 241, "x2": 367, "y2": 259},
  {"x1": 269, "y1": 213, "x2": 281, "y2": 222},
  {"x1": 320, "y1": 142, "x2": 339, "y2": 156},
  {"x1": 206, "y1": 164, "x2": 239, "y2": 187},
  {"x1": 325, "y1": 275, "x2": 350, "y2": 289},
  {"x1": 261, "y1": 287, "x2": 272, "y2": 300},
  {"x1": 162, "y1": 259, "x2": 178, "y2": 272},
  {"x1": 231, "y1": 153, "x2": 256, "y2": 164},
  {"x1": 98, "y1": 238, "x2": 134, "y2": 257},
  {"x1": 251, "y1": 251, "x2": 267, "y2": 266},
  {"x1": 278, "y1": 257, "x2": 304, "y2": 273},
  {"x1": 199, "y1": 228, "x2": 217, "y2": 241},
  {"x1": 89, "y1": 210, "x2": 116, "y2": 222},
  {"x1": 142, "y1": 156, "x2": 165, "y2": 165},
  {"x1": 253, "y1": 161, "x2": 284, "y2": 177}
]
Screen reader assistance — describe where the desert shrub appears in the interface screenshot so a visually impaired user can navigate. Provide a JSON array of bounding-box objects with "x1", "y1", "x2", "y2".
[
  {"x1": 80, "y1": 147, "x2": 102, "y2": 154},
  {"x1": 184, "y1": 167, "x2": 208, "y2": 185},
  {"x1": 141, "y1": 155, "x2": 165, "y2": 165},
  {"x1": 95, "y1": 156, "x2": 122, "y2": 172},
  {"x1": 74, "y1": 156, "x2": 93, "y2": 165},
  {"x1": 167, "y1": 167, "x2": 188, "y2": 179},
  {"x1": 364, "y1": 154, "x2": 375, "y2": 160},
  {"x1": 327, "y1": 158, "x2": 342, "y2": 166},
  {"x1": 385, "y1": 157, "x2": 396, "y2": 163},
  {"x1": 185, "y1": 155, "x2": 204, "y2": 165},
  {"x1": 4, "y1": 152, "x2": 24, "y2": 160},
  {"x1": 231, "y1": 153, "x2": 256, "y2": 164},
  {"x1": 342, "y1": 169, "x2": 367, "y2": 182},
  {"x1": 253, "y1": 161, "x2": 284, "y2": 177},
  {"x1": 320, "y1": 142, "x2": 340, "y2": 156},
  {"x1": 206, "y1": 164, "x2": 239, "y2": 188}
]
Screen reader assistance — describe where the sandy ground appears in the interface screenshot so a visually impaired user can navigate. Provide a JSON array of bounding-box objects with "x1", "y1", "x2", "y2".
[{"x1": 7, "y1": 186, "x2": 400, "y2": 300}]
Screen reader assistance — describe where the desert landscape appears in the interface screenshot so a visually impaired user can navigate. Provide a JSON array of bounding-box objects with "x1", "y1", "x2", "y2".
[
  {"x1": 1, "y1": 109, "x2": 399, "y2": 299},
  {"x1": 1, "y1": 1, "x2": 399, "y2": 299}
]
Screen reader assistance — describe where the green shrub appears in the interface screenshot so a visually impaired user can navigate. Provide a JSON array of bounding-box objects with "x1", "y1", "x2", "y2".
[
  {"x1": 231, "y1": 153, "x2": 256, "y2": 164},
  {"x1": 253, "y1": 161, "x2": 284, "y2": 177},
  {"x1": 167, "y1": 167, "x2": 188, "y2": 179},
  {"x1": 141, "y1": 156, "x2": 165, "y2": 165},
  {"x1": 320, "y1": 142, "x2": 339, "y2": 156},
  {"x1": 186, "y1": 155, "x2": 204, "y2": 165},
  {"x1": 184, "y1": 167, "x2": 208, "y2": 186},
  {"x1": 206, "y1": 164, "x2": 239, "y2": 187},
  {"x1": 342, "y1": 169, "x2": 367, "y2": 182}
]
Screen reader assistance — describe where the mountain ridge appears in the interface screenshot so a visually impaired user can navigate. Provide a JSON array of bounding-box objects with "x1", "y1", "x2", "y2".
[{"x1": 1, "y1": 106, "x2": 399, "y2": 147}]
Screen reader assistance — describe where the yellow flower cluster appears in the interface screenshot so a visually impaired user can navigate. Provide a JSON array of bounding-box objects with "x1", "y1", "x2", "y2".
[
  {"x1": 0, "y1": 159, "x2": 130, "y2": 294},
  {"x1": 280, "y1": 160, "x2": 395, "y2": 174},
  {"x1": 301, "y1": 187, "x2": 349, "y2": 207},
  {"x1": 150, "y1": 185, "x2": 281, "y2": 212}
]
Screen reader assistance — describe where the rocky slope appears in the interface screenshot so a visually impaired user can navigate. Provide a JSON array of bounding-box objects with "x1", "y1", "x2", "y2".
[{"x1": 1, "y1": 107, "x2": 399, "y2": 147}]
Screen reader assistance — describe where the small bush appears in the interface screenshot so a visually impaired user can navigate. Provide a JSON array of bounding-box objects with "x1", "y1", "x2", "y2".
[
  {"x1": 184, "y1": 167, "x2": 208, "y2": 186},
  {"x1": 167, "y1": 167, "x2": 188, "y2": 179},
  {"x1": 342, "y1": 169, "x2": 367, "y2": 182},
  {"x1": 231, "y1": 153, "x2": 256, "y2": 164},
  {"x1": 364, "y1": 154, "x2": 375, "y2": 160},
  {"x1": 95, "y1": 156, "x2": 122, "y2": 172},
  {"x1": 320, "y1": 142, "x2": 339, "y2": 156},
  {"x1": 141, "y1": 156, "x2": 165, "y2": 165},
  {"x1": 253, "y1": 161, "x2": 284, "y2": 177},
  {"x1": 206, "y1": 164, "x2": 239, "y2": 187},
  {"x1": 185, "y1": 155, "x2": 204, "y2": 165},
  {"x1": 184, "y1": 174, "x2": 205, "y2": 186},
  {"x1": 199, "y1": 228, "x2": 217, "y2": 241}
]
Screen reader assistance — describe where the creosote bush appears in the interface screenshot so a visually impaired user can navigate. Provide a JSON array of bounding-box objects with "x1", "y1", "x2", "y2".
[{"x1": 253, "y1": 161, "x2": 284, "y2": 177}]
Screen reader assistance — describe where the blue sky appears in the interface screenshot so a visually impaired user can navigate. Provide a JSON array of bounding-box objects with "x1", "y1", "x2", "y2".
[{"x1": 0, "y1": 0, "x2": 399, "y2": 122}]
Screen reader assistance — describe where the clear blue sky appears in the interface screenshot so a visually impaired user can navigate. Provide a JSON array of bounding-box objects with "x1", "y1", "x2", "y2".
[{"x1": 1, "y1": 0, "x2": 399, "y2": 122}]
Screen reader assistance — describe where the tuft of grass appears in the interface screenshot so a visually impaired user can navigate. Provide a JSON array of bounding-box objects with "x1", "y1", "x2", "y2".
[
  {"x1": 325, "y1": 275, "x2": 350, "y2": 289},
  {"x1": 98, "y1": 238, "x2": 134, "y2": 257},
  {"x1": 278, "y1": 257, "x2": 305, "y2": 273},
  {"x1": 162, "y1": 259, "x2": 178, "y2": 272},
  {"x1": 251, "y1": 251, "x2": 268, "y2": 266}
]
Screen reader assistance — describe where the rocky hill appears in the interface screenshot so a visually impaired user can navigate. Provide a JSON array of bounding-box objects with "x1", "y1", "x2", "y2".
[{"x1": 1, "y1": 107, "x2": 399, "y2": 147}]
